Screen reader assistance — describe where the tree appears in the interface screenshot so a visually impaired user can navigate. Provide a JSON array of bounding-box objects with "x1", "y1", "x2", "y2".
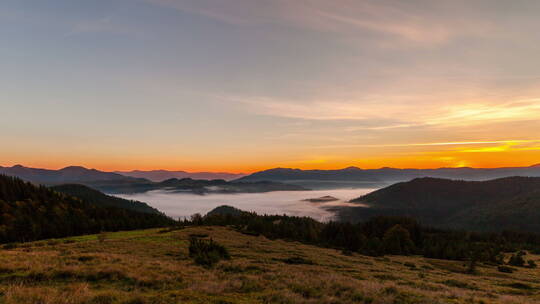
[{"x1": 382, "y1": 224, "x2": 415, "y2": 255}]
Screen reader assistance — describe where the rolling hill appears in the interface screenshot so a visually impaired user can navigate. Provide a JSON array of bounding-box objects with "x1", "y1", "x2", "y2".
[
  {"x1": 340, "y1": 177, "x2": 540, "y2": 232},
  {"x1": 237, "y1": 165, "x2": 540, "y2": 189},
  {"x1": 0, "y1": 165, "x2": 304, "y2": 194},
  {"x1": 3, "y1": 226, "x2": 540, "y2": 304},
  {"x1": 51, "y1": 184, "x2": 163, "y2": 215},
  {"x1": 0, "y1": 175, "x2": 173, "y2": 243},
  {"x1": 116, "y1": 169, "x2": 246, "y2": 182}
]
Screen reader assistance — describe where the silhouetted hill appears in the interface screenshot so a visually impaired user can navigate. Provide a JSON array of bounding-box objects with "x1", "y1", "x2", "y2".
[
  {"x1": 237, "y1": 165, "x2": 540, "y2": 189},
  {"x1": 116, "y1": 170, "x2": 246, "y2": 182},
  {"x1": 51, "y1": 184, "x2": 162, "y2": 215},
  {"x1": 0, "y1": 165, "x2": 153, "y2": 194},
  {"x1": 206, "y1": 205, "x2": 246, "y2": 217},
  {"x1": 155, "y1": 178, "x2": 307, "y2": 194},
  {"x1": 339, "y1": 177, "x2": 540, "y2": 232},
  {"x1": 0, "y1": 165, "x2": 302, "y2": 194},
  {"x1": 0, "y1": 175, "x2": 173, "y2": 243},
  {"x1": 0, "y1": 165, "x2": 139, "y2": 183}
]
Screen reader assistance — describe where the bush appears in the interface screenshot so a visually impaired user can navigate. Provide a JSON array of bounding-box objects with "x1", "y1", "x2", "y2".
[
  {"x1": 505, "y1": 282, "x2": 534, "y2": 290},
  {"x1": 281, "y1": 256, "x2": 315, "y2": 265},
  {"x1": 404, "y1": 262, "x2": 416, "y2": 268},
  {"x1": 497, "y1": 265, "x2": 515, "y2": 273},
  {"x1": 527, "y1": 260, "x2": 537, "y2": 268},
  {"x1": 508, "y1": 251, "x2": 526, "y2": 267},
  {"x1": 189, "y1": 237, "x2": 230, "y2": 267}
]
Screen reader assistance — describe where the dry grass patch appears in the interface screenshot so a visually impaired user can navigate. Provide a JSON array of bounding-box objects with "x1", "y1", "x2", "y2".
[{"x1": 0, "y1": 226, "x2": 540, "y2": 303}]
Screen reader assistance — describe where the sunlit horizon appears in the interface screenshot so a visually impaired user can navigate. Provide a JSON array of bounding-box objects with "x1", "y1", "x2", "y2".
[{"x1": 2, "y1": 1, "x2": 539, "y2": 172}]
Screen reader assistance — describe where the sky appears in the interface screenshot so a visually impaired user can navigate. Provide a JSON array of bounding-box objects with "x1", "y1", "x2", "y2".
[{"x1": 1, "y1": 0, "x2": 540, "y2": 173}]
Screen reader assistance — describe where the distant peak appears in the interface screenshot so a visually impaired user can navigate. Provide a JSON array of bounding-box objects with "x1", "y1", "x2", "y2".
[
  {"x1": 60, "y1": 166, "x2": 89, "y2": 171},
  {"x1": 12, "y1": 164, "x2": 25, "y2": 168},
  {"x1": 531, "y1": 164, "x2": 540, "y2": 168},
  {"x1": 342, "y1": 166, "x2": 362, "y2": 171}
]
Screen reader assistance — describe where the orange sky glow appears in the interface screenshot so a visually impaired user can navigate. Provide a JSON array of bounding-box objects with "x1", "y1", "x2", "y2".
[{"x1": 2, "y1": 1, "x2": 540, "y2": 173}]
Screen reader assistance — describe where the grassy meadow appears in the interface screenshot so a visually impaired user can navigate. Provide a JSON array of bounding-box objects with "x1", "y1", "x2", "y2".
[{"x1": 0, "y1": 226, "x2": 539, "y2": 304}]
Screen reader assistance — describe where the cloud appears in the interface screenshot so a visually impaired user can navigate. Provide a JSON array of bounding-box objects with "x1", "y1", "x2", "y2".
[
  {"x1": 312, "y1": 140, "x2": 540, "y2": 150},
  {"x1": 227, "y1": 93, "x2": 540, "y2": 132},
  {"x1": 141, "y1": 0, "x2": 491, "y2": 46},
  {"x1": 426, "y1": 99, "x2": 540, "y2": 127}
]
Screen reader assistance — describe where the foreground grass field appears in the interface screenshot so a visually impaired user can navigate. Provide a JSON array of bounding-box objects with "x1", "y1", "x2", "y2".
[{"x1": 0, "y1": 226, "x2": 539, "y2": 304}]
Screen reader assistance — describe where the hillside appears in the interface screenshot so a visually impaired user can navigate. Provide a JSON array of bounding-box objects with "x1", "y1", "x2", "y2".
[
  {"x1": 116, "y1": 169, "x2": 246, "y2": 182},
  {"x1": 51, "y1": 184, "x2": 163, "y2": 215},
  {"x1": 341, "y1": 177, "x2": 540, "y2": 232},
  {"x1": 237, "y1": 165, "x2": 540, "y2": 189},
  {"x1": 0, "y1": 175, "x2": 173, "y2": 243},
  {"x1": 1, "y1": 226, "x2": 539, "y2": 304}
]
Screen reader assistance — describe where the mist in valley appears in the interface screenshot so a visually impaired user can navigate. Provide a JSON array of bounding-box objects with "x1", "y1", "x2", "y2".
[{"x1": 116, "y1": 189, "x2": 374, "y2": 221}]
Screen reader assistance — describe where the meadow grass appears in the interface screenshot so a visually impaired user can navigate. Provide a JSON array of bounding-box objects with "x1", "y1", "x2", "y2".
[{"x1": 0, "y1": 226, "x2": 539, "y2": 303}]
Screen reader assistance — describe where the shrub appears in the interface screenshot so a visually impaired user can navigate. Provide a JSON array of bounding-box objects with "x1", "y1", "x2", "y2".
[
  {"x1": 189, "y1": 237, "x2": 230, "y2": 267},
  {"x1": 281, "y1": 256, "x2": 314, "y2": 265},
  {"x1": 497, "y1": 265, "x2": 515, "y2": 273},
  {"x1": 442, "y1": 279, "x2": 476, "y2": 290},
  {"x1": 505, "y1": 282, "x2": 533, "y2": 290},
  {"x1": 527, "y1": 260, "x2": 537, "y2": 268},
  {"x1": 404, "y1": 262, "x2": 416, "y2": 268},
  {"x1": 508, "y1": 251, "x2": 526, "y2": 267}
]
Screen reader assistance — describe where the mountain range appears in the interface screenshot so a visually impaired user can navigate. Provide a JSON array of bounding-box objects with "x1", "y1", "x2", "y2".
[
  {"x1": 335, "y1": 176, "x2": 540, "y2": 233},
  {"x1": 0, "y1": 165, "x2": 304, "y2": 194},
  {"x1": 115, "y1": 170, "x2": 246, "y2": 182},
  {"x1": 237, "y1": 165, "x2": 540, "y2": 189}
]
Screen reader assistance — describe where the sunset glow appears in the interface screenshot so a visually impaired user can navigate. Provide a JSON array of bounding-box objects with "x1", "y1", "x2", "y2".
[{"x1": 2, "y1": 0, "x2": 540, "y2": 172}]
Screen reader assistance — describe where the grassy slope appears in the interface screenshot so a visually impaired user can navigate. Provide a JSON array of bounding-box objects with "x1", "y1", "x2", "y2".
[{"x1": 0, "y1": 226, "x2": 539, "y2": 304}]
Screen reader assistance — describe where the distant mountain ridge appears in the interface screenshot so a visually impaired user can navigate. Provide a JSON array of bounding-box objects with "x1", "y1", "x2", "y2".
[
  {"x1": 0, "y1": 165, "x2": 144, "y2": 183},
  {"x1": 237, "y1": 165, "x2": 540, "y2": 189},
  {"x1": 116, "y1": 170, "x2": 246, "y2": 182},
  {"x1": 337, "y1": 176, "x2": 540, "y2": 233},
  {"x1": 0, "y1": 165, "x2": 304, "y2": 194}
]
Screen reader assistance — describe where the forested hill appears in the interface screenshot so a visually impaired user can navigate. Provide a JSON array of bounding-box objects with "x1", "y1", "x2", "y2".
[
  {"x1": 0, "y1": 165, "x2": 305, "y2": 194},
  {"x1": 237, "y1": 165, "x2": 540, "y2": 189},
  {"x1": 51, "y1": 184, "x2": 162, "y2": 215},
  {"x1": 341, "y1": 177, "x2": 540, "y2": 232},
  {"x1": 0, "y1": 175, "x2": 174, "y2": 243}
]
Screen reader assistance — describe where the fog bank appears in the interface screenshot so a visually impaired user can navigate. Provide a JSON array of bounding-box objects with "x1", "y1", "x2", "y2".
[{"x1": 117, "y1": 189, "x2": 374, "y2": 222}]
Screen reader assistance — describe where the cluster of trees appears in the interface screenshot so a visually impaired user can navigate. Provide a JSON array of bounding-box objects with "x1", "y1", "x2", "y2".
[
  {"x1": 51, "y1": 184, "x2": 163, "y2": 215},
  {"x1": 0, "y1": 175, "x2": 174, "y2": 243},
  {"x1": 184, "y1": 207, "x2": 540, "y2": 265}
]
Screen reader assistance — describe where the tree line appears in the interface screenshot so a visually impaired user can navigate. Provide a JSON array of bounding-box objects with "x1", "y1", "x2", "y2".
[
  {"x1": 183, "y1": 207, "x2": 540, "y2": 265},
  {"x1": 0, "y1": 175, "x2": 174, "y2": 243}
]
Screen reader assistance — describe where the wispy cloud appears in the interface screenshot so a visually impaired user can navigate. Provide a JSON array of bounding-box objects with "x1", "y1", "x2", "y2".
[
  {"x1": 227, "y1": 94, "x2": 540, "y2": 131},
  {"x1": 141, "y1": 0, "x2": 490, "y2": 46},
  {"x1": 312, "y1": 139, "x2": 540, "y2": 150}
]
